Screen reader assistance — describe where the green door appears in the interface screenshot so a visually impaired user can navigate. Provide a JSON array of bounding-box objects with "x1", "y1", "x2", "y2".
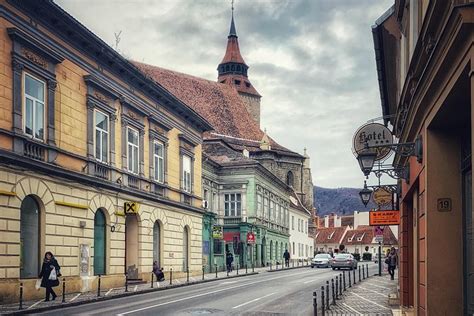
[{"x1": 94, "y1": 210, "x2": 106, "y2": 275}]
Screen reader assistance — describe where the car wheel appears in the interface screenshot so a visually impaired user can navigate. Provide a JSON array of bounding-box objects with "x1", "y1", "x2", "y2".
[{"x1": 332, "y1": 267, "x2": 335, "y2": 270}]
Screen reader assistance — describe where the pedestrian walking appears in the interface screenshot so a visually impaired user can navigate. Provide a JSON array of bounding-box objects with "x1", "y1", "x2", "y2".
[
  {"x1": 38, "y1": 251, "x2": 61, "y2": 301},
  {"x1": 283, "y1": 249, "x2": 290, "y2": 268},
  {"x1": 226, "y1": 250, "x2": 234, "y2": 273},
  {"x1": 386, "y1": 247, "x2": 398, "y2": 280},
  {"x1": 153, "y1": 261, "x2": 165, "y2": 281}
]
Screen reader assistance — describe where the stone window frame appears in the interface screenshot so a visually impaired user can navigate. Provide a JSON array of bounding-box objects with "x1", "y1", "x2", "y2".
[
  {"x1": 121, "y1": 113, "x2": 145, "y2": 178},
  {"x1": 178, "y1": 134, "x2": 197, "y2": 197},
  {"x1": 22, "y1": 72, "x2": 46, "y2": 142},
  {"x1": 126, "y1": 126, "x2": 140, "y2": 175},
  {"x1": 8, "y1": 28, "x2": 64, "y2": 162},
  {"x1": 84, "y1": 75, "x2": 118, "y2": 169},
  {"x1": 224, "y1": 192, "x2": 242, "y2": 217},
  {"x1": 148, "y1": 127, "x2": 169, "y2": 185}
]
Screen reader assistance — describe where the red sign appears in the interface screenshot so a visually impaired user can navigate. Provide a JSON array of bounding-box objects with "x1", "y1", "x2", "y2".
[
  {"x1": 223, "y1": 232, "x2": 240, "y2": 242},
  {"x1": 247, "y1": 232, "x2": 255, "y2": 244},
  {"x1": 369, "y1": 210, "x2": 400, "y2": 226}
]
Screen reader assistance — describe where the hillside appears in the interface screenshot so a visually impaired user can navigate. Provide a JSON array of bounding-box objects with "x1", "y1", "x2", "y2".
[{"x1": 313, "y1": 186, "x2": 377, "y2": 216}]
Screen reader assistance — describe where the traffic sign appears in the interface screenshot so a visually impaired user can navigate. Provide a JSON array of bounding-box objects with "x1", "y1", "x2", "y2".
[
  {"x1": 369, "y1": 210, "x2": 400, "y2": 226},
  {"x1": 374, "y1": 226, "x2": 384, "y2": 243},
  {"x1": 247, "y1": 232, "x2": 255, "y2": 244}
]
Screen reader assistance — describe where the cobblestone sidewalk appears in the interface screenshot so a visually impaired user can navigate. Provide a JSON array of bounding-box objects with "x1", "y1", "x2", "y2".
[{"x1": 322, "y1": 271, "x2": 398, "y2": 315}]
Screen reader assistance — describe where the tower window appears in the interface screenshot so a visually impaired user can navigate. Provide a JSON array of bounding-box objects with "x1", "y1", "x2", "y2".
[
  {"x1": 286, "y1": 171, "x2": 294, "y2": 187},
  {"x1": 234, "y1": 79, "x2": 241, "y2": 85},
  {"x1": 245, "y1": 82, "x2": 251, "y2": 88},
  {"x1": 231, "y1": 65, "x2": 235, "y2": 71},
  {"x1": 237, "y1": 65, "x2": 241, "y2": 72},
  {"x1": 226, "y1": 65, "x2": 230, "y2": 72}
]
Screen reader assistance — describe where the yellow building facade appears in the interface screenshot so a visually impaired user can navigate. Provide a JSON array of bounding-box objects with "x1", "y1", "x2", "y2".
[{"x1": 0, "y1": 0, "x2": 212, "y2": 303}]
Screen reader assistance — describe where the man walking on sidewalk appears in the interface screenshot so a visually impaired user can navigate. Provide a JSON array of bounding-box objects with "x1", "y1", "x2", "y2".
[
  {"x1": 387, "y1": 247, "x2": 398, "y2": 280},
  {"x1": 283, "y1": 249, "x2": 290, "y2": 268}
]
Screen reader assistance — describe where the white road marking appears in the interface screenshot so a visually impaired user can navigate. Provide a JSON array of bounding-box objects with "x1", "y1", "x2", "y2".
[
  {"x1": 27, "y1": 299, "x2": 44, "y2": 309},
  {"x1": 116, "y1": 270, "x2": 316, "y2": 315},
  {"x1": 232, "y1": 292, "x2": 275, "y2": 309},
  {"x1": 349, "y1": 292, "x2": 391, "y2": 310},
  {"x1": 105, "y1": 288, "x2": 114, "y2": 296},
  {"x1": 342, "y1": 303, "x2": 363, "y2": 315},
  {"x1": 364, "y1": 283, "x2": 391, "y2": 290},
  {"x1": 220, "y1": 281, "x2": 237, "y2": 285},
  {"x1": 358, "y1": 286, "x2": 387, "y2": 297},
  {"x1": 69, "y1": 293, "x2": 81, "y2": 302}
]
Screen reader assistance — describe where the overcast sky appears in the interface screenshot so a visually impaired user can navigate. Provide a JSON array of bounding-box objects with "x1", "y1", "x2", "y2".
[{"x1": 56, "y1": 0, "x2": 392, "y2": 189}]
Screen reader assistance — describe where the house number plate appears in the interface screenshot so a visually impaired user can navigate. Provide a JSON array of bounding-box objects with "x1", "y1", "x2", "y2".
[{"x1": 437, "y1": 198, "x2": 452, "y2": 212}]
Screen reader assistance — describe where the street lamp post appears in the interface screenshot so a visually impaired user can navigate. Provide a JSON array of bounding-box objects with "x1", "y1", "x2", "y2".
[
  {"x1": 357, "y1": 151, "x2": 377, "y2": 177},
  {"x1": 359, "y1": 181, "x2": 373, "y2": 207}
]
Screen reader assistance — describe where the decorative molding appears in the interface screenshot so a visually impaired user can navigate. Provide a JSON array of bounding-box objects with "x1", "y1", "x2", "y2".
[
  {"x1": 55, "y1": 200, "x2": 88, "y2": 210},
  {"x1": 0, "y1": 190, "x2": 16, "y2": 196},
  {"x1": 22, "y1": 48, "x2": 47, "y2": 68}
]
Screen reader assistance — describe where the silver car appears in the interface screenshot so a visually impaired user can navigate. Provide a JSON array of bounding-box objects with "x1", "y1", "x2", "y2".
[
  {"x1": 330, "y1": 254, "x2": 358, "y2": 270},
  {"x1": 311, "y1": 253, "x2": 332, "y2": 268}
]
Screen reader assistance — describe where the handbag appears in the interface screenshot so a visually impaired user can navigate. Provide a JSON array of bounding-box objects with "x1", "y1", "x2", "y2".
[
  {"x1": 384, "y1": 258, "x2": 390, "y2": 265},
  {"x1": 49, "y1": 267, "x2": 57, "y2": 281},
  {"x1": 35, "y1": 279, "x2": 41, "y2": 290}
]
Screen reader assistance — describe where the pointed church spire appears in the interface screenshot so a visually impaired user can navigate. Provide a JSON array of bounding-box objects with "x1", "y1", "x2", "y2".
[{"x1": 229, "y1": 0, "x2": 237, "y2": 37}]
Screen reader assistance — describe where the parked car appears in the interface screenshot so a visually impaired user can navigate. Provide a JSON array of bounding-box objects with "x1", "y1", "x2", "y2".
[
  {"x1": 311, "y1": 253, "x2": 332, "y2": 268},
  {"x1": 330, "y1": 253, "x2": 358, "y2": 270}
]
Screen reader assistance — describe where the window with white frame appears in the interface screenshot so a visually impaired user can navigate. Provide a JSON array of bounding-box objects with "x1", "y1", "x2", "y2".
[
  {"x1": 24, "y1": 73, "x2": 45, "y2": 140},
  {"x1": 270, "y1": 200, "x2": 275, "y2": 221},
  {"x1": 153, "y1": 141, "x2": 164, "y2": 182},
  {"x1": 224, "y1": 193, "x2": 241, "y2": 217},
  {"x1": 257, "y1": 194, "x2": 262, "y2": 217},
  {"x1": 182, "y1": 155, "x2": 192, "y2": 193},
  {"x1": 292, "y1": 216, "x2": 294, "y2": 230},
  {"x1": 264, "y1": 197, "x2": 269, "y2": 219},
  {"x1": 127, "y1": 127, "x2": 139, "y2": 174},
  {"x1": 94, "y1": 110, "x2": 109, "y2": 163}
]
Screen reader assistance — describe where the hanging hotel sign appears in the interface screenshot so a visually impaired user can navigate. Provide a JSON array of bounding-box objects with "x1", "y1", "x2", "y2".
[
  {"x1": 124, "y1": 202, "x2": 139, "y2": 214},
  {"x1": 353, "y1": 123, "x2": 393, "y2": 161},
  {"x1": 212, "y1": 226, "x2": 223, "y2": 239},
  {"x1": 369, "y1": 210, "x2": 400, "y2": 226},
  {"x1": 372, "y1": 187, "x2": 393, "y2": 206},
  {"x1": 247, "y1": 232, "x2": 256, "y2": 244}
]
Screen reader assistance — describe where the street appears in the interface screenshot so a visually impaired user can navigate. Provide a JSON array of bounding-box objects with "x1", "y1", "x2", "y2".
[{"x1": 38, "y1": 264, "x2": 379, "y2": 316}]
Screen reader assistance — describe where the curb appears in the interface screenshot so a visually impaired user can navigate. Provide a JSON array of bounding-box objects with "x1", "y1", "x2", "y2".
[{"x1": 3, "y1": 272, "x2": 259, "y2": 315}]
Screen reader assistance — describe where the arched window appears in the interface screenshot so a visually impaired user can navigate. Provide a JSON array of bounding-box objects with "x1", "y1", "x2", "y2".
[
  {"x1": 226, "y1": 65, "x2": 230, "y2": 72},
  {"x1": 153, "y1": 221, "x2": 162, "y2": 266},
  {"x1": 286, "y1": 171, "x2": 294, "y2": 187},
  {"x1": 20, "y1": 195, "x2": 40, "y2": 278},
  {"x1": 275, "y1": 241, "x2": 279, "y2": 260},
  {"x1": 94, "y1": 209, "x2": 106, "y2": 275},
  {"x1": 183, "y1": 226, "x2": 190, "y2": 271}
]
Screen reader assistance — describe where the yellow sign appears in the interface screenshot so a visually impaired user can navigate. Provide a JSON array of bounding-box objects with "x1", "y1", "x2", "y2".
[
  {"x1": 124, "y1": 202, "x2": 139, "y2": 214},
  {"x1": 373, "y1": 187, "x2": 392, "y2": 206}
]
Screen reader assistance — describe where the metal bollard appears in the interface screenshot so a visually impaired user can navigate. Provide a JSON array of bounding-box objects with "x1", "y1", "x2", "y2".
[
  {"x1": 321, "y1": 286, "x2": 325, "y2": 315},
  {"x1": 125, "y1": 273, "x2": 128, "y2": 292},
  {"x1": 237, "y1": 263, "x2": 239, "y2": 275},
  {"x1": 331, "y1": 278, "x2": 335, "y2": 305},
  {"x1": 326, "y1": 280, "x2": 330, "y2": 310},
  {"x1": 343, "y1": 271, "x2": 346, "y2": 291},
  {"x1": 202, "y1": 266, "x2": 205, "y2": 280},
  {"x1": 187, "y1": 268, "x2": 189, "y2": 283},
  {"x1": 170, "y1": 268, "x2": 173, "y2": 285},
  {"x1": 366, "y1": 264, "x2": 369, "y2": 277},
  {"x1": 363, "y1": 266, "x2": 365, "y2": 279},
  {"x1": 19, "y1": 282, "x2": 23, "y2": 310},
  {"x1": 97, "y1": 274, "x2": 101, "y2": 297},
  {"x1": 339, "y1": 273, "x2": 342, "y2": 296},
  {"x1": 292, "y1": 260, "x2": 295, "y2": 268},
  {"x1": 246, "y1": 264, "x2": 248, "y2": 274},
  {"x1": 313, "y1": 291, "x2": 318, "y2": 316},
  {"x1": 353, "y1": 268, "x2": 356, "y2": 284},
  {"x1": 216, "y1": 265, "x2": 218, "y2": 278},
  {"x1": 348, "y1": 270, "x2": 352, "y2": 287},
  {"x1": 252, "y1": 263, "x2": 255, "y2": 273},
  {"x1": 270, "y1": 262, "x2": 272, "y2": 271},
  {"x1": 335, "y1": 276, "x2": 339, "y2": 300},
  {"x1": 227, "y1": 264, "x2": 229, "y2": 277},
  {"x1": 359, "y1": 268, "x2": 361, "y2": 282},
  {"x1": 151, "y1": 272, "x2": 154, "y2": 288},
  {"x1": 62, "y1": 278, "x2": 66, "y2": 303}
]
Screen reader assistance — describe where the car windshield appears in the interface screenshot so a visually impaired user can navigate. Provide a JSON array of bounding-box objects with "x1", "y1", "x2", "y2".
[
  {"x1": 335, "y1": 254, "x2": 351, "y2": 259},
  {"x1": 315, "y1": 254, "x2": 330, "y2": 259}
]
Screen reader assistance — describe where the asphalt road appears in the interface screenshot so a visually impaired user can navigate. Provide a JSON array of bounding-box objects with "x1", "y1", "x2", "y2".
[{"x1": 38, "y1": 263, "x2": 379, "y2": 316}]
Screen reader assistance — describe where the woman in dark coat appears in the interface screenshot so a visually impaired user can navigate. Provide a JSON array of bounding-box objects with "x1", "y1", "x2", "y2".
[{"x1": 39, "y1": 251, "x2": 61, "y2": 301}]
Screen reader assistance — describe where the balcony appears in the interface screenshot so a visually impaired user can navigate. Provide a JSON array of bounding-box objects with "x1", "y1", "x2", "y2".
[
  {"x1": 128, "y1": 174, "x2": 139, "y2": 189},
  {"x1": 93, "y1": 162, "x2": 111, "y2": 180},
  {"x1": 223, "y1": 217, "x2": 241, "y2": 225},
  {"x1": 23, "y1": 140, "x2": 45, "y2": 161}
]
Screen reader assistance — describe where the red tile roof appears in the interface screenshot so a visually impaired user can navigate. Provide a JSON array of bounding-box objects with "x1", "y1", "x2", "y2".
[
  {"x1": 315, "y1": 226, "x2": 348, "y2": 244},
  {"x1": 340, "y1": 215, "x2": 354, "y2": 227},
  {"x1": 220, "y1": 36, "x2": 247, "y2": 65},
  {"x1": 132, "y1": 61, "x2": 299, "y2": 157},
  {"x1": 342, "y1": 225, "x2": 398, "y2": 246}
]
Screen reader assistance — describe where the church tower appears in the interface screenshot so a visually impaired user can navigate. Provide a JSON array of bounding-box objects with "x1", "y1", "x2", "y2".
[{"x1": 217, "y1": 4, "x2": 262, "y2": 126}]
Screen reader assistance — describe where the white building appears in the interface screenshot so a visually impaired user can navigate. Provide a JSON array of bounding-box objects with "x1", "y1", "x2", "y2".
[{"x1": 288, "y1": 193, "x2": 314, "y2": 261}]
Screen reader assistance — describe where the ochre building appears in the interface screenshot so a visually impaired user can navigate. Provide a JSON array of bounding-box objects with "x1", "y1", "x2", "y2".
[{"x1": 0, "y1": 0, "x2": 212, "y2": 303}]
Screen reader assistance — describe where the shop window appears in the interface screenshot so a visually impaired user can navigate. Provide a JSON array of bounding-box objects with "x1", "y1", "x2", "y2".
[{"x1": 20, "y1": 195, "x2": 40, "y2": 278}]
